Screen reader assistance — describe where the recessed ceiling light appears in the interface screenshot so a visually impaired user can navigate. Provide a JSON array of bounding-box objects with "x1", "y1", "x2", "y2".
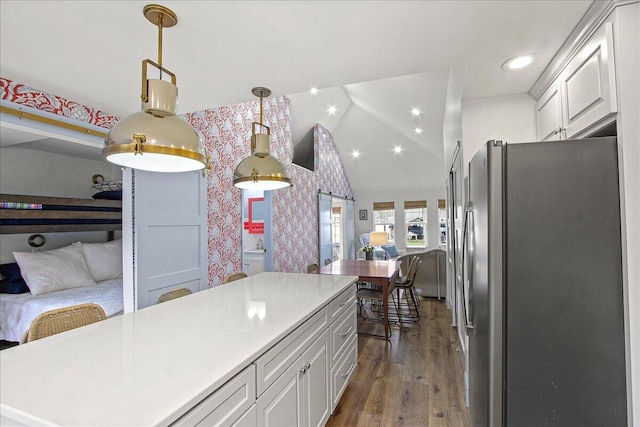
[
  {"x1": 328, "y1": 106, "x2": 337, "y2": 115},
  {"x1": 502, "y1": 54, "x2": 537, "y2": 71},
  {"x1": 310, "y1": 87, "x2": 318, "y2": 95},
  {"x1": 414, "y1": 128, "x2": 422, "y2": 134},
  {"x1": 351, "y1": 150, "x2": 360, "y2": 158},
  {"x1": 411, "y1": 108, "x2": 421, "y2": 116},
  {"x1": 394, "y1": 146, "x2": 402, "y2": 154}
]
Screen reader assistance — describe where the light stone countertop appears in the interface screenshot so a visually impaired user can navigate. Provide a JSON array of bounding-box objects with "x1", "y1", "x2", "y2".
[{"x1": 0, "y1": 272, "x2": 357, "y2": 427}]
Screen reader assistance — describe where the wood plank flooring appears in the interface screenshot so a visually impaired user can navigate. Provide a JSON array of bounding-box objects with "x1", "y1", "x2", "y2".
[{"x1": 327, "y1": 299, "x2": 469, "y2": 427}]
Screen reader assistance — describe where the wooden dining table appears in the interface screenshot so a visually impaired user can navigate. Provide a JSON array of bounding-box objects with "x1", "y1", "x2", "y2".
[{"x1": 319, "y1": 259, "x2": 402, "y2": 339}]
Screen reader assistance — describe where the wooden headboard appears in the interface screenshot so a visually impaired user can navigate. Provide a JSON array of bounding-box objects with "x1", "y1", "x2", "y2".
[{"x1": 0, "y1": 194, "x2": 121, "y2": 234}]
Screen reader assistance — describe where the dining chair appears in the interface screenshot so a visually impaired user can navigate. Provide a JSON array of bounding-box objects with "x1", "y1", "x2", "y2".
[
  {"x1": 391, "y1": 256, "x2": 421, "y2": 322},
  {"x1": 307, "y1": 263, "x2": 320, "y2": 273},
  {"x1": 25, "y1": 303, "x2": 107, "y2": 343},
  {"x1": 158, "y1": 287, "x2": 192, "y2": 303},
  {"x1": 224, "y1": 272, "x2": 248, "y2": 283},
  {"x1": 355, "y1": 268, "x2": 399, "y2": 339}
]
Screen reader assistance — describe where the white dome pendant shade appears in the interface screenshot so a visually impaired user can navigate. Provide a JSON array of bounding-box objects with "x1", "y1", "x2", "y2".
[
  {"x1": 103, "y1": 4, "x2": 209, "y2": 173},
  {"x1": 233, "y1": 87, "x2": 291, "y2": 191}
]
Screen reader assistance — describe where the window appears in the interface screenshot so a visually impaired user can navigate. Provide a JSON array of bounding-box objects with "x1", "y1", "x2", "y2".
[
  {"x1": 438, "y1": 199, "x2": 447, "y2": 246},
  {"x1": 373, "y1": 201, "x2": 395, "y2": 243},
  {"x1": 405, "y1": 200, "x2": 427, "y2": 248}
]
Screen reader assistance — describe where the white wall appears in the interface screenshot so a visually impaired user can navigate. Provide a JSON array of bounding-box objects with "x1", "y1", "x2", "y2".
[
  {"x1": 354, "y1": 188, "x2": 445, "y2": 254},
  {"x1": 0, "y1": 146, "x2": 121, "y2": 263},
  {"x1": 462, "y1": 93, "x2": 537, "y2": 170}
]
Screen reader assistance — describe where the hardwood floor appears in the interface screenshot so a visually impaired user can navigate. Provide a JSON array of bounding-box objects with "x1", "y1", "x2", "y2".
[{"x1": 327, "y1": 299, "x2": 469, "y2": 427}]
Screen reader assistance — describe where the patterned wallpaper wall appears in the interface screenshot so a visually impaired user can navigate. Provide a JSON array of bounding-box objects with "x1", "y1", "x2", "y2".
[
  {"x1": 1, "y1": 77, "x2": 354, "y2": 286},
  {"x1": 185, "y1": 99, "x2": 354, "y2": 285},
  {"x1": 0, "y1": 78, "x2": 118, "y2": 128}
]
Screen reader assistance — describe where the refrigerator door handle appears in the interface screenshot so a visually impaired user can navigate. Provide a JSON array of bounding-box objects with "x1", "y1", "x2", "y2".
[{"x1": 462, "y1": 203, "x2": 474, "y2": 334}]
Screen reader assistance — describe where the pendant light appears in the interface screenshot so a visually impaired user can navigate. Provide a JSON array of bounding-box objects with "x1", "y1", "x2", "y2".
[
  {"x1": 233, "y1": 87, "x2": 292, "y2": 190},
  {"x1": 103, "y1": 4, "x2": 209, "y2": 173}
]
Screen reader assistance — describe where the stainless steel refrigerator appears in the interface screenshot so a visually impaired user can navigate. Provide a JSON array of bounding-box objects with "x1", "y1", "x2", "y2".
[{"x1": 464, "y1": 137, "x2": 627, "y2": 426}]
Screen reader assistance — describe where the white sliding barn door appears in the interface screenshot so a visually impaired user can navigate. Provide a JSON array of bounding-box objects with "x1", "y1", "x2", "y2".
[
  {"x1": 122, "y1": 169, "x2": 207, "y2": 311},
  {"x1": 345, "y1": 199, "x2": 355, "y2": 260},
  {"x1": 318, "y1": 194, "x2": 333, "y2": 266}
]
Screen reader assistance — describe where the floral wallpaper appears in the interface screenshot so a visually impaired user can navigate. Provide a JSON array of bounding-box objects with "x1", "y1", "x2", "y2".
[
  {"x1": 0, "y1": 77, "x2": 118, "y2": 128},
  {"x1": 186, "y1": 99, "x2": 354, "y2": 285},
  {"x1": 1, "y1": 78, "x2": 354, "y2": 286}
]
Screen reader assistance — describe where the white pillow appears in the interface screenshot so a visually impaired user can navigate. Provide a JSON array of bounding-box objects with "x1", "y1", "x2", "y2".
[
  {"x1": 77, "y1": 240, "x2": 123, "y2": 282},
  {"x1": 13, "y1": 244, "x2": 96, "y2": 295}
]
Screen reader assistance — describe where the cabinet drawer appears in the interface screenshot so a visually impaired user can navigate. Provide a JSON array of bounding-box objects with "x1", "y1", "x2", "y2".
[
  {"x1": 255, "y1": 306, "x2": 329, "y2": 397},
  {"x1": 172, "y1": 365, "x2": 256, "y2": 427},
  {"x1": 329, "y1": 286, "x2": 356, "y2": 324},
  {"x1": 329, "y1": 303, "x2": 357, "y2": 368},
  {"x1": 331, "y1": 335, "x2": 357, "y2": 411}
]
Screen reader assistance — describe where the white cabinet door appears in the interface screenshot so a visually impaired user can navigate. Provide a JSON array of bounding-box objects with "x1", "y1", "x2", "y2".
[
  {"x1": 256, "y1": 359, "x2": 302, "y2": 427},
  {"x1": 535, "y1": 80, "x2": 563, "y2": 141},
  {"x1": 561, "y1": 22, "x2": 616, "y2": 139},
  {"x1": 300, "y1": 330, "x2": 330, "y2": 427},
  {"x1": 535, "y1": 21, "x2": 617, "y2": 142},
  {"x1": 243, "y1": 254, "x2": 265, "y2": 276}
]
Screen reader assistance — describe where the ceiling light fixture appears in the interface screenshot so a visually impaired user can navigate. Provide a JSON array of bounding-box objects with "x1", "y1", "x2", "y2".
[
  {"x1": 411, "y1": 108, "x2": 421, "y2": 116},
  {"x1": 233, "y1": 87, "x2": 292, "y2": 191},
  {"x1": 328, "y1": 106, "x2": 337, "y2": 115},
  {"x1": 352, "y1": 150, "x2": 360, "y2": 158},
  {"x1": 310, "y1": 87, "x2": 318, "y2": 95},
  {"x1": 502, "y1": 54, "x2": 537, "y2": 71},
  {"x1": 394, "y1": 146, "x2": 402, "y2": 154},
  {"x1": 415, "y1": 128, "x2": 423, "y2": 134},
  {"x1": 103, "y1": 4, "x2": 209, "y2": 173}
]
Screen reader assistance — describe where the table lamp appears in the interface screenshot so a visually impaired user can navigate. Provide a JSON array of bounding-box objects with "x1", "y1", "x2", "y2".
[{"x1": 370, "y1": 231, "x2": 388, "y2": 247}]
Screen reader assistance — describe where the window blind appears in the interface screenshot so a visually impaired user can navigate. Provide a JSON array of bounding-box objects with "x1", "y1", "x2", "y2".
[
  {"x1": 332, "y1": 207, "x2": 341, "y2": 214},
  {"x1": 373, "y1": 201, "x2": 395, "y2": 211},
  {"x1": 404, "y1": 200, "x2": 427, "y2": 209}
]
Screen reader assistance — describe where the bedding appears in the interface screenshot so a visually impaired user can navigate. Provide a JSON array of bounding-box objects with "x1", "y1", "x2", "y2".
[
  {"x1": 75, "y1": 240, "x2": 123, "y2": 282},
  {"x1": 13, "y1": 244, "x2": 96, "y2": 295},
  {"x1": 0, "y1": 278, "x2": 123, "y2": 342}
]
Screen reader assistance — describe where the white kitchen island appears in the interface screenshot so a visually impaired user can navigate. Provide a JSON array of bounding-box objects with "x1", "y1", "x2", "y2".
[{"x1": 0, "y1": 272, "x2": 358, "y2": 427}]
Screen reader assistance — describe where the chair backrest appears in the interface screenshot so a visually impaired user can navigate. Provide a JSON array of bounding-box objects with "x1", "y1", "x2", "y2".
[
  {"x1": 224, "y1": 272, "x2": 248, "y2": 284},
  {"x1": 324, "y1": 258, "x2": 332, "y2": 266},
  {"x1": 307, "y1": 263, "x2": 319, "y2": 273},
  {"x1": 406, "y1": 256, "x2": 422, "y2": 284},
  {"x1": 400, "y1": 255, "x2": 418, "y2": 278},
  {"x1": 358, "y1": 233, "x2": 370, "y2": 248},
  {"x1": 26, "y1": 303, "x2": 107, "y2": 342},
  {"x1": 388, "y1": 267, "x2": 401, "y2": 294},
  {"x1": 158, "y1": 287, "x2": 192, "y2": 303}
]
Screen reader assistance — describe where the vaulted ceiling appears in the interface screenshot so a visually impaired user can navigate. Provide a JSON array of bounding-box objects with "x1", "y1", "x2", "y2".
[{"x1": 0, "y1": 1, "x2": 592, "y2": 192}]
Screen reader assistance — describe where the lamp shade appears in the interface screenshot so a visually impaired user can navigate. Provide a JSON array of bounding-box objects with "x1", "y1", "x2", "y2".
[
  {"x1": 104, "y1": 109, "x2": 207, "y2": 173},
  {"x1": 232, "y1": 87, "x2": 291, "y2": 191},
  {"x1": 370, "y1": 231, "x2": 389, "y2": 246},
  {"x1": 233, "y1": 153, "x2": 291, "y2": 190}
]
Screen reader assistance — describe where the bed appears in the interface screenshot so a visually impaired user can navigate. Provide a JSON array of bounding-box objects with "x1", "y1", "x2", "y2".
[
  {"x1": 0, "y1": 193, "x2": 121, "y2": 234},
  {"x1": 0, "y1": 192, "x2": 124, "y2": 343},
  {"x1": 0, "y1": 278, "x2": 123, "y2": 342}
]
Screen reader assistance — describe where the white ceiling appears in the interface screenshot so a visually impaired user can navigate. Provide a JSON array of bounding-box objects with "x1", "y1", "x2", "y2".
[{"x1": 0, "y1": 1, "x2": 592, "y2": 192}]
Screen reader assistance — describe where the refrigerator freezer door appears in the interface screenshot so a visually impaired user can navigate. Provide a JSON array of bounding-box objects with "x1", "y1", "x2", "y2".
[
  {"x1": 467, "y1": 141, "x2": 495, "y2": 427},
  {"x1": 504, "y1": 137, "x2": 626, "y2": 426}
]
